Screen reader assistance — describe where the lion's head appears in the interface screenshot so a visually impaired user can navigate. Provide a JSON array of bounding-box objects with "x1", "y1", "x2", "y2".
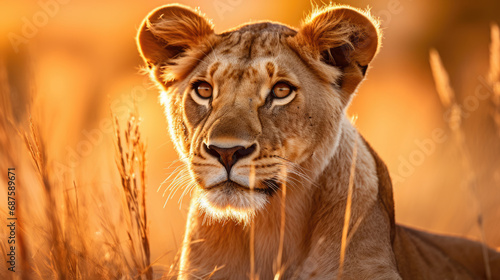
[{"x1": 137, "y1": 4, "x2": 380, "y2": 222}]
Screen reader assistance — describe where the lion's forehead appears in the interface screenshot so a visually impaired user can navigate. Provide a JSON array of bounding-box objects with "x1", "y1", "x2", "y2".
[
  {"x1": 215, "y1": 22, "x2": 296, "y2": 60},
  {"x1": 207, "y1": 59, "x2": 279, "y2": 82}
]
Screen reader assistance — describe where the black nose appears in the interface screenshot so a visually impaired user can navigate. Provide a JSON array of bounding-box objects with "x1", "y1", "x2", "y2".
[{"x1": 204, "y1": 144, "x2": 256, "y2": 173}]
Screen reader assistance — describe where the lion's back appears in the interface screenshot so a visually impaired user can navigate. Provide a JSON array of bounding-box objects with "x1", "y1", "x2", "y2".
[{"x1": 394, "y1": 225, "x2": 500, "y2": 279}]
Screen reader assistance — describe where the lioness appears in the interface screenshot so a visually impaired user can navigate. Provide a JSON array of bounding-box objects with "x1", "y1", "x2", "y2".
[{"x1": 136, "y1": 4, "x2": 500, "y2": 279}]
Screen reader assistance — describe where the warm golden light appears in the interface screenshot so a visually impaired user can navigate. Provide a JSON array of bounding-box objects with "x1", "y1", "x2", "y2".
[{"x1": 1, "y1": 0, "x2": 500, "y2": 278}]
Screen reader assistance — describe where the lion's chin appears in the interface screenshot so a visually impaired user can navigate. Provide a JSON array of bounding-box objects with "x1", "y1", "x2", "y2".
[{"x1": 197, "y1": 181, "x2": 269, "y2": 224}]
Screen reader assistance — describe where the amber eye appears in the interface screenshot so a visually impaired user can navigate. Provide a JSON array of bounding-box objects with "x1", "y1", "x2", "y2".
[
  {"x1": 194, "y1": 82, "x2": 213, "y2": 99},
  {"x1": 271, "y1": 82, "x2": 293, "y2": 99}
]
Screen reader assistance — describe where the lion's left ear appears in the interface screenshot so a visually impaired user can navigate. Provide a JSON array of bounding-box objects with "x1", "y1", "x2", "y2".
[{"x1": 295, "y1": 6, "x2": 380, "y2": 95}]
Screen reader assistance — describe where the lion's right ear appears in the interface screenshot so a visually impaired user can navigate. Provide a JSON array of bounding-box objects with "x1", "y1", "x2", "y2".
[{"x1": 136, "y1": 4, "x2": 214, "y2": 68}]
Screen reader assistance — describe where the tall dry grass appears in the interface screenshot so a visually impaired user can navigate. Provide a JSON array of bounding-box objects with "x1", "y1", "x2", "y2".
[
  {"x1": 0, "y1": 60, "x2": 155, "y2": 279},
  {"x1": 430, "y1": 48, "x2": 491, "y2": 280},
  {"x1": 114, "y1": 112, "x2": 152, "y2": 279},
  {"x1": 429, "y1": 23, "x2": 500, "y2": 280}
]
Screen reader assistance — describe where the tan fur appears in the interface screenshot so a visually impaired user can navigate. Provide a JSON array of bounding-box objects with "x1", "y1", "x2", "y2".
[{"x1": 137, "y1": 4, "x2": 500, "y2": 279}]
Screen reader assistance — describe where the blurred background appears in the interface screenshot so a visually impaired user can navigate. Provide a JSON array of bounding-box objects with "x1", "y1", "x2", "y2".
[{"x1": 1, "y1": 0, "x2": 499, "y2": 275}]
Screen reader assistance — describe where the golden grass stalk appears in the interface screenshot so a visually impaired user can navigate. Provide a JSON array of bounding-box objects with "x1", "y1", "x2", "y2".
[
  {"x1": 114, "y1": 112, "x2": 152, "y2": 280},
  {"x1": 336, "y1": 131, "x2": 358, "y2": 280},
  {"x1": 430, "y1": 49, "x2": 492, "y2": 280},
  {"x1": 488, "y1": 24, "x2": 499, "y2": 85},
  {"x1": 273, "y1": 166, "x2": 287, "y2": 280},
  {"x1": 249, "y1": 164, "x2": 256, "y2": 280},
  {"x1": 488, "y1": 23, "x2": 500, "y2": 137},
  {"x1": 430, "y1": 49, "x2": 456, "y2": 109}
]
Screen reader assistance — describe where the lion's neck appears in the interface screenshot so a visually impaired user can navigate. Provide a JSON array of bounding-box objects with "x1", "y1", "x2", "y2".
[
  {"x1": 180, "y1": 117, "x2": 380, "y2": 278},
  {"x1": 312, "y1": 117, "x2": 378, "y2": 209}
]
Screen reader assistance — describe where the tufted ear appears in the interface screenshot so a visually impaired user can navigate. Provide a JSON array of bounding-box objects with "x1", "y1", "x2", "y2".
[
  {"x1": 136, "y1": 4, "x2": 215, "y2": 68},
  {"x1": 296, "y1": 6, "x2": 381, "y2": 95}
]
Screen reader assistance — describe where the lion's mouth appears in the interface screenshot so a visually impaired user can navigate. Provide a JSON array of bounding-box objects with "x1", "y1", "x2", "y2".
[
  {"x1": 205, "y1": 179, "x2": 278, "y2": 196},
  {"x1": 198, "y1": 178, "x2": 281, "y2": 221}
]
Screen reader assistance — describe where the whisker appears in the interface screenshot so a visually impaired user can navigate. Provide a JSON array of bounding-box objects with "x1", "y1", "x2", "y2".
[
  {"x1": 164, "y1": 173, "x2": 192, "y2": 207},
  {"x1": 266, "y1": 158, "x2": 317, "y2": 189},
  {"x1": 162, "y1": 156, "x2": 189, "y2": 169},
  {"x1": 166, "y1": 175, "x2": 192, "y2": 199},
  {"x1": 158, "y1": 163, "x2": 187, "y2": 193},
  {"x1": 162, "y1": 169, "x2": 189, "y2": 197},
  {"x1": 282, "y1": 163, "x2": 318, "y2": 188},
  {"x1": 178, "y1": 182, "x2": 196, "y2": 208}
]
